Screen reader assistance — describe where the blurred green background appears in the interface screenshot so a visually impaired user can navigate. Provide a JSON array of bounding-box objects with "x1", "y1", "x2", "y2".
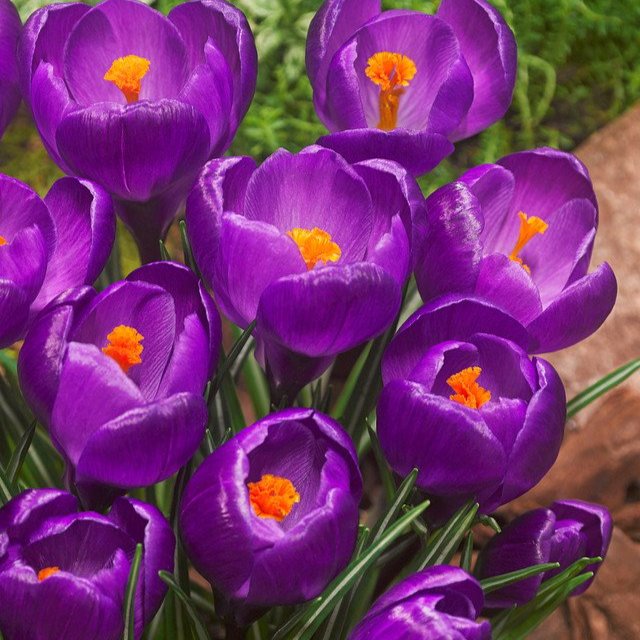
[{"x1": 3, "y1": 0, "x2": 640, "y2": 198}]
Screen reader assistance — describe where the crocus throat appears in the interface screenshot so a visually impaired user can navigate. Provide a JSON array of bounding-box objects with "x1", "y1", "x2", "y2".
[
  {"x1": 365, "y1": 51, "x2": 417, "y2": 131},
  {"x1": 0, "y1": 236, "x2": 6, "y2": 246},
  {"x1": 447, "y1": 366, "x2": 491, "y2": 409},
  {"x1": 38, "y1": 566, "x2": 60, "y2": 581},
  {"x1": 287, "y1": 227, "x2": 342, "y2": 270},
  {"x1": 508, "y1": 212, "x2": 549, "y2": 273},
  {"x1": 104, "y1": 55, "x2": 151, "y2": 103},
  {"x1": 102, "y1": 325, "x2": 144, "y2": 373},
  {"x1": 248, "y1": 474, "x2": 300, "y2": 521}
]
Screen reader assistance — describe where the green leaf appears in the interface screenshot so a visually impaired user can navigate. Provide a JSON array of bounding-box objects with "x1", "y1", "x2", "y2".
[
  {"x1": 7, "y1": 420, "x2": 36, "y2": 484},
  {"x1": 0, "y1": 463, "x2": 15, "y2": 505},
  {"x1": 480, "y1": 562, "x2": 559, "y2": 593},
  {"x1": 460, "y1": 532, "x2": 474, "y2": 573},
  {"x1": 159, "y1": 571, "x2": 212, "y2": 640},
  {"x1": 159, "y1": 240, "x2": 172, "y2": 261},
  {"x1": 179, "y1": 220, "x2": 200, "y2": 277},
  {"x1": 210, "y1": 321, "x2": 257, "y2": 398},
  {"x1": 413, "y1": 501, "x2": 478, "y2": 571},
  {"x1": 567, "y1": 357, "x2": 640, "y2": 418},
  {"x1": 273, "y1": 499, "x2": 430, "y2": 640},
  {"x1": 123, "y1": 543, "x2": 143, "y2": 640},
  {"x1": 365, "y1": 423, "x2": 397, "y2": 503}
]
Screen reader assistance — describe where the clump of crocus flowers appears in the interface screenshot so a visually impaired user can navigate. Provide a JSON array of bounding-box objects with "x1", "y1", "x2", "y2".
[{"x1": 0, "y1": 0, "x2": 622, "y2": 638}]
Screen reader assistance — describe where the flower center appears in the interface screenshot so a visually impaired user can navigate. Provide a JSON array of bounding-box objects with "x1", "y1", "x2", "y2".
[
  {"x1": 508, "y1": 212, "x2": 548, "y2": 274},
  {"x1": 248, "y1": 474, "x2": 300, "y2": 521},
  {"x1": 37, "y1": 566, "x2": 60, "y2": 581},
  {"x1": 365, "y1": 51, "x2": 417, "y2": 131},
  {"x1": 102, "y1": 325, "x2": 144, "y2": 373},
  {"x1": 104, "y1": 55, "x2": 151, "y2": 103},
  {"x1": 287, "y1": 227, "x2": 342, "y2": 270},
  {"x1": 0, "y1": 236, "x2": 6, "y2": 246},
  {"x1": 447, "y1": 366, "x2": 491, "y2": 409}
]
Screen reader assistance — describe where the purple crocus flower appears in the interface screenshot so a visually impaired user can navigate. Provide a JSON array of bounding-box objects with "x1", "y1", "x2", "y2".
[
  {"x1": 475, "y1": 499, "x2": 612, "y2": 609},
  {"x1": 306, "y1": 0, "x2": 516, "y2": 176},
  {"x1": 0, "y1": 0, "x2": 21, "y2": 138},
  {"x1": 378, "y1": 296, "x2": 566, "y2": 522},
  {"x1": 18, "y1": 261, "x2": 221, "y2": 508},
  {"x1": 413, "y1": 148, "x2": 617, "y2": 352},
  {"x1": 349, "y1": 566, "x2": 491, "y2": 640},
  {"x1": 19, "y1": 0, "x2": 257, "y2": 262},
  {"x1": 186, "y1": 145, "x2": 416, "y2": 400},
  {"x1": 180, "y1": 409, "x2": 362, "y2": 619},
  {"x1": 0, "y1": 489, "x2": 174, "y2": 640},
  {"x1": 0, "y1": 173, "x2": 114, "y2": 348}
]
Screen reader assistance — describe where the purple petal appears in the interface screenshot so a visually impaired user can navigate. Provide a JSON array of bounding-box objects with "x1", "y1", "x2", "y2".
[
  {"x1": 169, "y1": 0, "x2": 257, "y2": 145},
  {"x1": 18, "y1": 287, "x2": 95, "y2": 425},
  {"x1": 18, "y1": 2, "x2": 89, "y2": 100},
  {"x1": 185, "y1": 155, "x2": 257, "y2": 286},
  {"x1": 413, "y1": 181, "x2": 483, "y2": 301},
  {"x1": 257, "y1": 262, "x2": 401, "y2": 357},
  {"x1": 459, "y1": 162, "x2": 515, "y2": 253},
  {"x1": 0, "y1": 0, "x2": 21, "y2": 138},
  {"x1": 526, "y1": 263, "x2": 617, "y2": 352},
  {"x1": 0, "y1": 281, "x2": 30, "y2": 348},
  {"x1": 377, "y1": 380, "x2": 506, "y2": 495},
  {"x1": 29, "y1": 61, "x2": 77, "y2": 169},
  {"x1": 244, "y1": 147, "x2": 373, "y2": 262},
  {"x1": 437, "y1": 0, "x2": 517, "y2": 140},
  {"x1": 0, "y1": 562, "x2": 123, "y2": 640},
  {"x1": 51, "y1": 342, "x2": 143, "y2": 466},
  {"x1": 0, "y1": 173, "x2": 54, "y2": 242},
  {"x1": 306, "y1": 0, "x2": 380, "y2": 124},
  {"x1": 382, "y1": 295, "x2": 530, "y2": 384},
  {"x1": 77, "y1": 393, "x2": 206, "y2": 488},
  {"x1": 33, "y1": 178, "x2": 115, "y2": 314},
  {"x1": 109, "y1": 497, "x2": 174, "y2": 623},
  {"x1": 500, "y1": 358, "x2": 566, "y2": 505},
  {"x1": 56, "y1": 99, "x2": 210, "y2": 202},
  {"x1": 474, "y1": 253, "x2": 543, "y2": 325},
  {"x1": 476, "y1": 508, "x2": 554, "y2": 608},
  {"x1": 212, "y1": 213, "x2": 306, "y2": 327},
  {"x1": 72, "y1": 279, "x2": 176, "y2": 400},
  {"x1": 63, "y1": 0, "x2": 189, "y2": 105},
  {"x1": 318, "y1": 127, "x2": 453, "y2": 177}
]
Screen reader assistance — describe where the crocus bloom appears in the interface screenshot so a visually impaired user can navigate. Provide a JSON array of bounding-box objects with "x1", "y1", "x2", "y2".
[
  {"x1": 0, "y1": 173, "x2": 114, "y2": 348},
  {"x1": 378, "y1": 296, "x2": 566, "y2": 522},
  {"x1": 306, "y1": 0, "x2": 516, "y2": 175},
  {"x1": 19, "y1": 0, "x2": 257, "y2": 262},
  {"x1": 0, "y1": 489, "x2": 174, "y2": 640},
  {"x1": 18, "y1": 261, "x2": 221, "y2": 508},
  {"x1": 349, "y1": 566, "x2": 491, "y2": 640},
  {"x1": 186, "y1": 145, "x2": 416, "y2": 399},
  {"x1": 413, "y1": 148, "x2": 617, "y2": 352},
  {"x1": 0, "y1": 0, "x2": 21, "y2": 138},
  {"x1": 180, "y1": 409, "x2": 362, "y2": 617},
  {"x1": 475, "y1": 499, "x2": 612, "y2": 609}
]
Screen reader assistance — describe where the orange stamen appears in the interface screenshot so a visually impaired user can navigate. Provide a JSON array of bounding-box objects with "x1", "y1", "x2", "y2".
[
  {"x1": 365, "y1": 52, "x2": 417, "y2": 131},
  {"x1": 0, "y1": 236, "x2": 7, "y2": 246},
  {"x1": 38, "y1": 566, "x2": 60, "y2": 581},
  {"x1": 508, "y1": 212, "x2": 548, "y2": 274},
  {"x1": 447, "y1": 366, "x2": 491, "y2": 409},
  {"x1": 104, "y1": 55, "x2": 151, "y2": 103},
  {"x1": 287, "y1": 227, "x2": 342, "y2": 270},
  {"x1": 248, "y1": 474, "x2": 300, "y2": 521},
  {"x1": 102, "y1": 325, "x2": 144, "y2": 373}
]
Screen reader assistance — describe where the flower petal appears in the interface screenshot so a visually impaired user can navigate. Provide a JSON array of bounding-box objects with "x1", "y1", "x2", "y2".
[
  {"x1": 526, "y1": 263, "x2": 617, "y2": 352},
  {"x1": 437, "y1": 0, "x2": 517, "y2": 140},
  {"x1": 77, "y1": 392, "x2": 206, "y2": 488},
  {"x1": 56, "y1": 99, "x2": 210, "y2": 201},
  {"x1": 377, "y1": 380, "x2": 506, "y2": 495},
  {"x1": 318, "y1": 127, "x2": 453, "y2": 177},
  {"x1": 413, "y1": 181, "x2": 483, "y2": 301},
  {"x1": 257, "y1": 262, "x2": 401, "y2": 357}
]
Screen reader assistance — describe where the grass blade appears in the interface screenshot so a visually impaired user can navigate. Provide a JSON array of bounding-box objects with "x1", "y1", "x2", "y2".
[
  {"x1": 567, "y1": 358, "x2": 640, "y2": 418},
  {"x1": 123, "y1": 543, "x2": 143, "y2": 640},
  {"x1": 159, "y1": 571, "x2": 211, "y2": 640},
  {"x1": 7, "y1": 420, "x2": 36, "y2": 484},
  {"x1": 480, "y1": 562, "x2": 559, "y2": 593}
]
